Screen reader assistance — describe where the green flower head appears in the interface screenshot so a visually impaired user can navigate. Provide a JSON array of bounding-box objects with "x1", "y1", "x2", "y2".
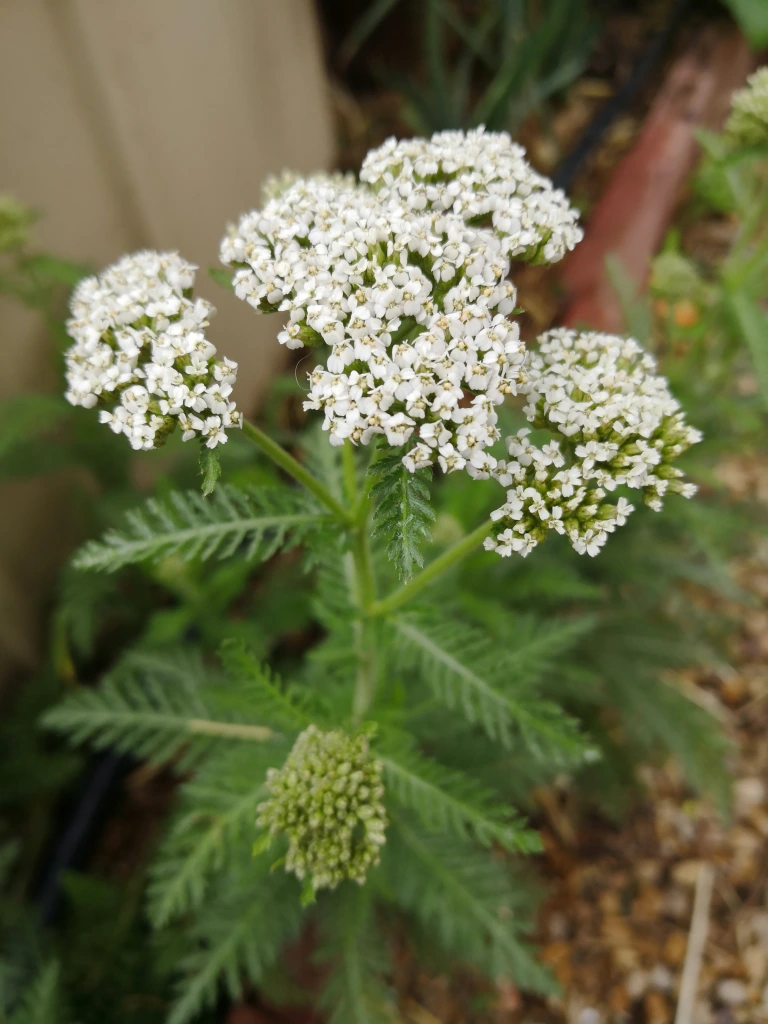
[
  {"x1": 726, "y1": 67, "x2": 768, "y2": 148},
  {"x1": 257, "y1": 725, "x2": 387, "y2": 893}
]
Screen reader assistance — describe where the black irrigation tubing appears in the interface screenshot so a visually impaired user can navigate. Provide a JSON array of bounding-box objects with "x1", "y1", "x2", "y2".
[
  {"x1": 32, "y1": 0, "x2": 692, "y2": 952},
  {"x1": 552, "y1": 0, "x2": 691, "y2": 192},
  {"x1": 34, "y1": 750, "x2": 130, "y2": 924}
]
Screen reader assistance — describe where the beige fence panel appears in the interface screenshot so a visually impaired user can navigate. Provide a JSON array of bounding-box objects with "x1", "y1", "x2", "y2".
[{"x1": 0, "y1": 0, "x2": 334, "y2": 679}]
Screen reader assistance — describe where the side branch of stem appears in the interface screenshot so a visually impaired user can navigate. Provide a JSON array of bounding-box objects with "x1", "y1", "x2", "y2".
[
  {"x1": 368, "y1": 520, "x2": 493, "y2": 619},
  {"x1": 242, "y1": 419, "x2": 351, "y2": 523}
]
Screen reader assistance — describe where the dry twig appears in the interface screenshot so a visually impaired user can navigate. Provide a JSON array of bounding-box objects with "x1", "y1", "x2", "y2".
[{"x1": 674, "y1": 862, "x2": 715, "y2": 1024}]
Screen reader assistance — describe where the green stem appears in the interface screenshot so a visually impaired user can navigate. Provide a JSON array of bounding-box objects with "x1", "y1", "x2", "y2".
[
  {"x1": 352, "y1": 504, "x2": 377, "y2": 613},
  {"x1": 241, "y1": 418, "x2": 351, "y2": 524},
  {"x1": 368, "y1": 520, "x2": 493, "y2": 619},
  {"x1": 341, "y1": 437, "x2": 358, "y2": 507},
  {"x1": 342, "y1": 443, "x2": 378, "y2": 723},
  {"x1": 351, "y1": 517, "x2": 378, "y2": 721}
]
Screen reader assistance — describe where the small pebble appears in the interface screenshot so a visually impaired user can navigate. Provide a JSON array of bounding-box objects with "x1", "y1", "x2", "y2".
[
  {"x1": 649, "y1": 964, "x2": 674, "y2": 991},
  {"x1": 627, "y1": 969, "x2": 649, "y2": 999},
  {"x1": 717, "y1": 979, "x2": 747, "y2": 1006},
  {"x1": 734, "y1": 777, "x2": 765, "y2": 816},
  {"x1": 578, "y1": 1009, "x2": 601, "y2": 1024}
]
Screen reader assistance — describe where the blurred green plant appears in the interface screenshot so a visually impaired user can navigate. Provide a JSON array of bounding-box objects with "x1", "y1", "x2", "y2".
[
  {"x1": 339, "y1": 0, "x2": 595, "y2": 134},
  {"x1": 721, "y1": 0, "x2": 768, "y2": 49},
  {"x1": 649, "y1": 72, "x2": 768, "y2": 424}
]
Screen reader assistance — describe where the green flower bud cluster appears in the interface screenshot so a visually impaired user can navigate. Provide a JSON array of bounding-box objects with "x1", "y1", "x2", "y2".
[
  {"x1": 726, "y1": 67, "x2": 768, "y2": 148},
  {"x1": 256, "y1": 726, "x2": 387, "y2": 892}
]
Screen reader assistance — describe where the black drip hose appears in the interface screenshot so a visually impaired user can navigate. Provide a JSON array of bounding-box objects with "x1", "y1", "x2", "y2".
[
  {"x1": 553, "y1": 0, "x2": 691, "y2": 192},
  {"x1": 34, "y1": 751, "x2": 128, "y2": 923}
]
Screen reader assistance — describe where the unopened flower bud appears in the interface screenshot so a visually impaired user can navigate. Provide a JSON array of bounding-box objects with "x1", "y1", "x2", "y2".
[{"x1": 256, "y1": 725, "x2": 387, "y2": 894}]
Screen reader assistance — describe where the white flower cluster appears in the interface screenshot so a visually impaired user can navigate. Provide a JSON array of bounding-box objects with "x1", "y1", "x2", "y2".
[
  {"x1": 217, "y1": 132, "x2": 698, "y2": 562},
  {"x1": 221, "y1": 174, "x2": 527, "y2": 477},
  {"x1": 485, "y1": 329, "x2": 701, "y2": 559},
  {"x1": 726, "y1": 66, "x2": 768, "y2": 147},
  {"x1": 360, "y1": 126, "x2": 583, "y2": 264},
  {"x1": 260, "y1": 168, "x2": 356, "y2": 204},
  {"x1": 64, "y1": 251, "x2": 241, "y2": 450}
]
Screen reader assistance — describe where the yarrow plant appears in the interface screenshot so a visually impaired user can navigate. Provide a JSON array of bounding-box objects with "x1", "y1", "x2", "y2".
[{"x1": 48, "y1": 126, "x2": 706, "y2": 1022}]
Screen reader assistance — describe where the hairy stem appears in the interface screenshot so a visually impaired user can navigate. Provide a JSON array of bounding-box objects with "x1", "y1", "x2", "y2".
[
  {"x1": 369, "y1": 520, "x2": 493, "y2": 619},
  {"x1": 242, "y1": 419, "x2": 351, "y2": 524}
]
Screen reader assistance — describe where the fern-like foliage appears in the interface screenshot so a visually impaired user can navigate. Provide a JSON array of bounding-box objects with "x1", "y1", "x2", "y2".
[
  {"x1": 389, "y1": 612, "x2": 590, "y2": 764},
  {"x1": 378, "y1": 735, "x2": 541, "y2": 853},
  {"x1": 53, "y1": 568, "x2": 120, "y2": 662},
  {"x1": 317, "y1": 887, "x2": 395, "y2": 1024},
  {"x1": 8, "y1": 961, "x2": 64, "y2": 1024},
  {"x1": 147, "y1": 743, "x2": 287, "y2": 929},
  {"x1": 305, "y1": 549, "x2": 359, "y2": 695},
  {"x1": 42, "y1": 647, "x2": 281, "y2": 767},
  {"x1": 54, "y1": 872, "x2": 175, "y2": 1024},
  {"x1": 166, "y1": 860, "x2": 303, "y2": 1024},
  {"x1": 218, "y1": 640, "x2": 315, "y2": 732},
  {"x1": 596, "y1": 636, "x2": 734, "y2": 814},
  {"x1": 385, "y1": 815, "x2": 555, "y2": 995},
  {"x1": 370, "y1": 449, "x2": 435, "y2": 581},
  {"x1": 73, "y1": 484, "x2": 326, "y2": 573},
  {"x1": 301, "y1": 425, "x2": 345, "y2": 505}
]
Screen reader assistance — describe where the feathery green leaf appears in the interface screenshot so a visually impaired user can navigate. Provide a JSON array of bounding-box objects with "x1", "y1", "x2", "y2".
[
  {"x1": 198, "y1": 446, "x2": 221, "y2": 496},
  {"x1": 389, "y1": 612, "x2": 590, "y2": 764},
  {"x1": 73, "y1": 484, "x2": 325, "y2": 573},
  {"x1": 42, "y1": 648, "x2": 276, "y2": 766},
  {"x1": 218, "y1": 640, "x2": 314, "y2": 733},
  {"x1": 385, "y1": 816, "x2": 555, "y2": 994},
  {"x1": 370, "y1": 449, "x2": 435, "y2": 581},
  {"x1": 9, "y1": 961, "x2": 63, "y2": 1024},
  {"x1": 379, "y1": 737, "x2": 541, "y2": 853},
  {"x1": 318, "y1": 887, "x2": 396, "y2": 1024},
  {"x1": 167, "y1": 863, "x2": 303, "y2": 1024},
  {"x1": 148, "y1": 743, "x2": 286, "y2": 928}
]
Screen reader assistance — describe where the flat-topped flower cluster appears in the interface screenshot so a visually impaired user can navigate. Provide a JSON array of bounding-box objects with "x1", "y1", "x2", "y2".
[
  {"x1": 219, "y1": 130, "x2": 587, "y2": 477},
  {"x1": 64, "y1": 251, "x2": 241, "y2": 450},
  {"x1": 221, "y1": 172, "x2": 526, "y2": 477},
  {"x1": 485, "y1": 329, "x2": 701, "y2": 559},
  {"x1": 256, "y1": 726, "x2": 387, "y2": 892},
  {"x1": 360, "y1": 127, "x2": 583, "y2": 264}
]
